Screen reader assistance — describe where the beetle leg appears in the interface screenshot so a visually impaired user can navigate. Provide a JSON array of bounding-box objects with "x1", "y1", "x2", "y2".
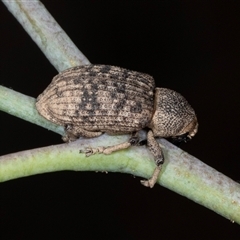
[
  {"x1": 80, "y1": 132, "x2": 140, "y2": 156},
  {"x1": 140, "y1": 130, "x2": 164, "y2": 188},
  {"x1": 62, "y1": 124, "x2": 103, "y2": 142}
]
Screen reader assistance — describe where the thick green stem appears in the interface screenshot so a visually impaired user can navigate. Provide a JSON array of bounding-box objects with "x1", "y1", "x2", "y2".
[{"x1": 0, "y1": 134, "x2": 239, "y2": 223}]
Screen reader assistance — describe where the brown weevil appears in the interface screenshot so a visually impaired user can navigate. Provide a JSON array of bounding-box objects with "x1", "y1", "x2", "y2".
[{"x1": 36, "y1": 65, "x2": 198, "y2": 188}]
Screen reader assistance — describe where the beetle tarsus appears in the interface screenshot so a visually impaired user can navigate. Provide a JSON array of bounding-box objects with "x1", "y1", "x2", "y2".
[{"x1": 141, "y1": 166, "x2": 162, "y2": 188}]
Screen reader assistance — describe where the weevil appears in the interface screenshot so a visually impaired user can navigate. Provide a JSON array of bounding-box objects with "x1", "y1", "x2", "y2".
[{"x1": 36, "y1": 65, "x2": 198, "y2": 188}]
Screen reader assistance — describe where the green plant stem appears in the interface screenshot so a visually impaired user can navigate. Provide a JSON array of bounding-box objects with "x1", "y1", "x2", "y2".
[
  {"x1": 2, "y1": 0, "x2": 90, "y2": 71},
  {"x1": 0, "y1": 132, "x2": 240, "y2": 223},
  {"x1": 1, "y1": 0, "x2": 240, "y2": 224},
  {"x1": 0, "y1": 85, "x2": 64, "y2": 135}
]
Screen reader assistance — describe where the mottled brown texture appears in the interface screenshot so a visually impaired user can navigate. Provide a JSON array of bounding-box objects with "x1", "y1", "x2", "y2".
[
  {"x1": 36, "y1": 65, "x2": 154, "y2": 135},
  {"x1": 36, "y1": 64, "x2": 198, "y2": 187},
  {"x1": 149, "y1": 88, "x2": 198, "y2": 139}
]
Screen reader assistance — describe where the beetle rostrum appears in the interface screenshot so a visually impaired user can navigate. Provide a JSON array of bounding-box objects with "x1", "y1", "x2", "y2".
[{"x1": 36, "y1": 64, "x2": 198, "y2": 188}]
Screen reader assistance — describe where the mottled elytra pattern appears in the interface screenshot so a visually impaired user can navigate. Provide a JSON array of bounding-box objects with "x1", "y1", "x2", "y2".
[
  {"x1": 36, "y1": 65, "x2": 155, "y2": 134},
  {"x1": 36, "y1": 64, "x2": 198, "y2": 188}
]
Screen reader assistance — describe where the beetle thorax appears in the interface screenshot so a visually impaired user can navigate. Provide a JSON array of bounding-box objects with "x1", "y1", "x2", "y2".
[{"x1": 148, "y1": 88, "x2": 198, "y2": 138}]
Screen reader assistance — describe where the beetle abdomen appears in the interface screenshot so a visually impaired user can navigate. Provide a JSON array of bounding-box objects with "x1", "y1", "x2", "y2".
[{"x1": 36, "y1": 65, "x2": 155, "y2": 133}]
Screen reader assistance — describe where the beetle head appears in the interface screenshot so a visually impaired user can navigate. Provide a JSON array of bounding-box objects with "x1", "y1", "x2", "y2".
[{"x1": 148, "y1": 88, "x2": 198, "y2": 141}]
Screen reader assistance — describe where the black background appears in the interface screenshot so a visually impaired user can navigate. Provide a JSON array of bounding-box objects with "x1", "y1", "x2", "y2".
[{"x1": 1, "y1": 1, "x2": 240, "y2": 239}]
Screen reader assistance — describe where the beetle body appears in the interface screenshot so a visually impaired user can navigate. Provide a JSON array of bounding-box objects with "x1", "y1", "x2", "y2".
[
  {"x1": 36, "y1": 65, "x2": 155, "y2": 135},
  {"x1": 36, "y1": 64, "x2": 198, "y2": 187}
]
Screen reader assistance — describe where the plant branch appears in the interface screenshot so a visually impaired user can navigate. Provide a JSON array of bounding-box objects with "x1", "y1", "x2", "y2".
[
  {"x1": 0, "y1": 85, "x2": 65, "y2": 135},
  {"x1": 0, "y1": 132, "x2": 240, "y2": 223},
  {"x1": 2, "y1": 0, "x2": 90, "y2": 71},
  {"x1": 1, "y1": 0, "x2": 240, "y2": 224}
]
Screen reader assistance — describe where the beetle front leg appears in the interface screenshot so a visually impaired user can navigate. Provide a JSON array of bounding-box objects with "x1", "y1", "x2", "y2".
[{"x1": 141, "y1": 130, "x2": 164, "y2": 188}]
